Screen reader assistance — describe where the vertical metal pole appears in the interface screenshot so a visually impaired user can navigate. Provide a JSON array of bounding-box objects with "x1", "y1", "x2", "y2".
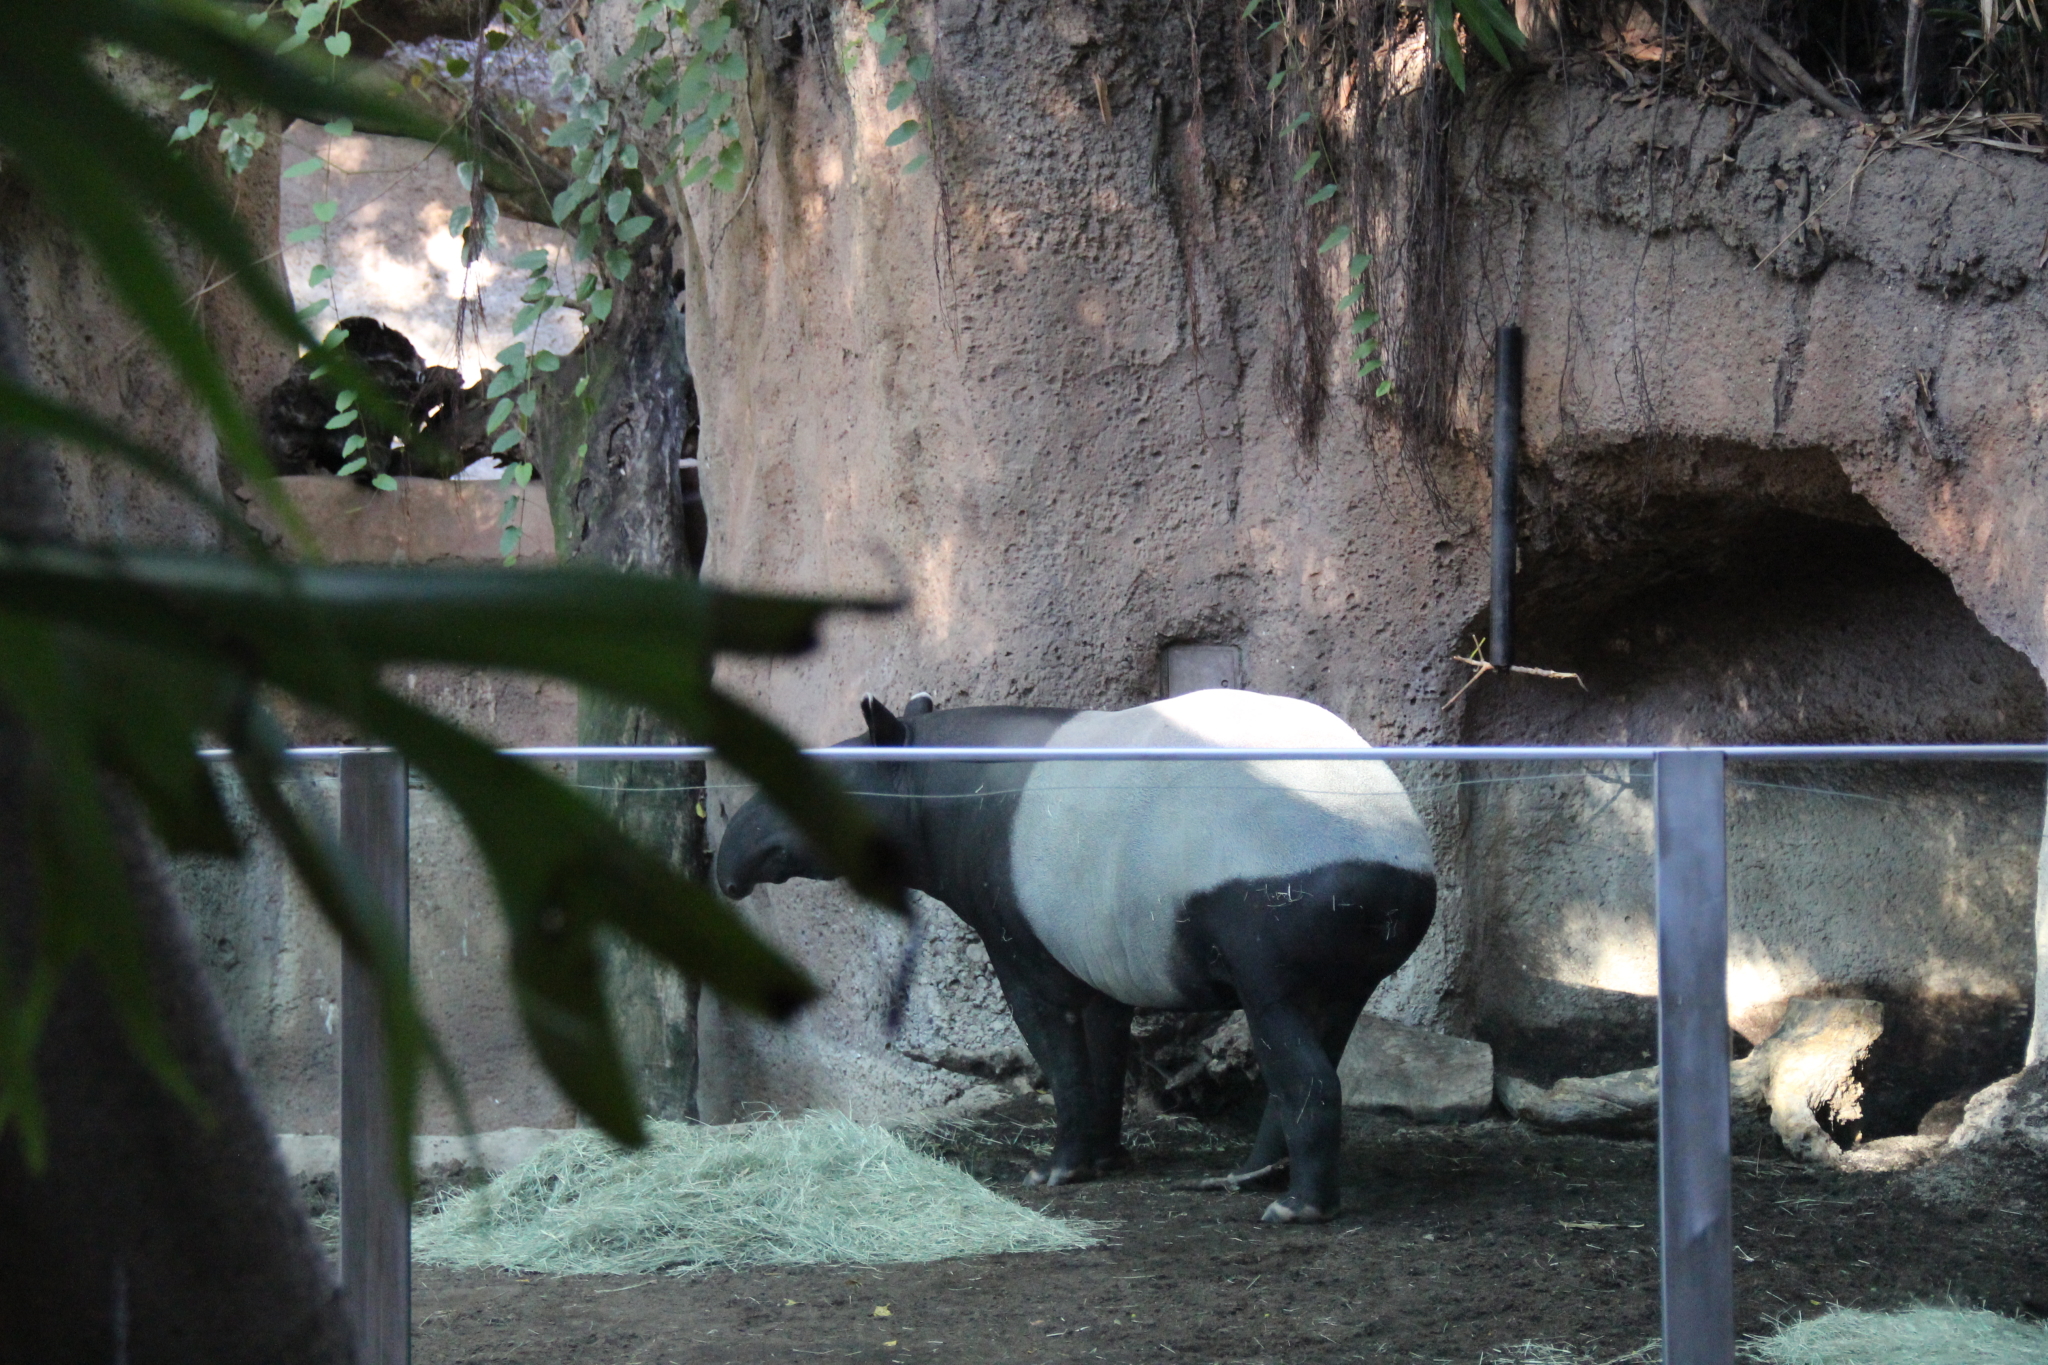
[
  {"x1": 1490, "y1": 324, "x2": 1523, "y2": 670},
  {"x1": 340, "y1": 751, "x2": 410, "y2": 1365},
  {"x1": 1655, "y1": 749, "x2": 1732, "y2": 1365}
]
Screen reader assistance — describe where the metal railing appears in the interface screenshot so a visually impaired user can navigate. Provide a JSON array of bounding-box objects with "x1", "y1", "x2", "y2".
[{"x1": 294, "y1": 741, "x2": 2048, "y2": 1365}]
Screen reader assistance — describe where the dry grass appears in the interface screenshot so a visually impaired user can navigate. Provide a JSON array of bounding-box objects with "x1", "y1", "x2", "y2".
[
  {"x1": 1743, "y1": 1305, "x2": 2048, "y2": 1364},
  {"x1": 411, "y1": 1111, "x2": 1100, "y2": 1277}
]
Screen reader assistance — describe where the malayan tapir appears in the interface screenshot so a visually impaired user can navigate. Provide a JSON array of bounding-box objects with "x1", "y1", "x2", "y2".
[{"x1": 713, "y1": 688, "x2": 1437, "y2": 1223}]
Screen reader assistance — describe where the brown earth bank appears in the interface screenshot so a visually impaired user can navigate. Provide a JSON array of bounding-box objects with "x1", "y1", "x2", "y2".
[{"x1": 407, "y1": 1107, "x2": 2048, "y2": 1364}]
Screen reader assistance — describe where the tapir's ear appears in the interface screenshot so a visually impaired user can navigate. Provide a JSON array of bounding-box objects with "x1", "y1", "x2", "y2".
[
  {"x1": 904, "y1": 692, "x2": 935, "y2": 717},
  {"x1": 861, "y1": 693, "x2": 909, "y2": 746}
]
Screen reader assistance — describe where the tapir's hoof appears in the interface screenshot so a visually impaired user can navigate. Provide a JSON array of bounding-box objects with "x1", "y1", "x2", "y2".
[
  {"x1": 1259, "y1": 1196, "x2": 1335, "y2": 1225},
  {"x1": 1024, "y1": 1161, "x2": 1097, "y2": 1187},
  {"x1": 1091, "y1": 1146, "x2": 1135, "y2": 1176}
]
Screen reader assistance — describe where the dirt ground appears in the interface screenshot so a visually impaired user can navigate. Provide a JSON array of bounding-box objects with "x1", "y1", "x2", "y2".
[{"x1": 409, "y1": 1102, "x2": 2048, "y2": 1365}]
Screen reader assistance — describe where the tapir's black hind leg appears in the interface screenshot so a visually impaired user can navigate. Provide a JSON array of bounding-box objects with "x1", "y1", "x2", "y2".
[
  {"x1": 1238, "y1": 999, "x2": 1370, "y2": 1223},
  {"x1": 1231, "y1": 1002, "x2": 1367, "y2": 1193}
]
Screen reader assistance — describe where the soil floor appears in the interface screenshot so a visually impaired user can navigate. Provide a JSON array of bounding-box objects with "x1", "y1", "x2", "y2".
[{"x1": 409, "y1": 1103, "x2": 2048, "y2": 1365}]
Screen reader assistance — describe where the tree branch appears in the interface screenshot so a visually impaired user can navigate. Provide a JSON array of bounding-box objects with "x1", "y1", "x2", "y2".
[{"x1": 1679, "y1": 0, "x2": 1860, "y2": 120}]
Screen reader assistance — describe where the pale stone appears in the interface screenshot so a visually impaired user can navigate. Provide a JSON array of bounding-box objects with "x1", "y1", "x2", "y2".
[
  {"x1": 1339, "y1": 1016, "x2": 1494, "y2": 1124},
  {"x1": 1499, "y1": 998, "x2": 1888, "y2": 1164}
]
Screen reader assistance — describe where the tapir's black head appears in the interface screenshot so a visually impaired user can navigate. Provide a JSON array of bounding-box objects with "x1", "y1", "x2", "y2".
[{"x1": 712, "y1": 692, "x2": 934, "y2": 899}]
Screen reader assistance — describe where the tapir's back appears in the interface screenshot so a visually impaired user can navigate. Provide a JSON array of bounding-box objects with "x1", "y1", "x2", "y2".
[{"x1": 1006, "y1": 690, "x2": 1433, "y2": 1006}]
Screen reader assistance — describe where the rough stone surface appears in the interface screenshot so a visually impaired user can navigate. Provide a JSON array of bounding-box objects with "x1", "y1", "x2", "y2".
[
  {"x1": 1730, "y1": 997, "x2": 1884, "y2": 1163},
  {"x1": 1499, "y1": 1067, "x2": 1661, "y2": 1137},
  {"x1": 1499, "y1": 997, "x2": 1887, "y2": 1161},
  {"x1": 650, "y1": 35, "x2": 2048, "y2": 1123},
  {"x1": 173, "y1": 770, "x2": 580, "y2": 1135},
  {"x1": 274, "y1": 1126, "x2": 568, "y2": 1180},
  {"x1": 277, "y1": 124, "x2": 587, "y2": 384},
  {"x1": 1338, "y1": 1016, "x2": 1494, "y2": 1123}
]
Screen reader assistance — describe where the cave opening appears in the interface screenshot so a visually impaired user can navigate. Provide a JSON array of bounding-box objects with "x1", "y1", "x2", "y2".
[{"x1": 1457, "y1": 450, "x2": 2044, "y2": 1138}]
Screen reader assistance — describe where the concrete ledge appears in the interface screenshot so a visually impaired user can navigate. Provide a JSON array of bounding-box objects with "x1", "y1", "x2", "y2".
[{"x1": 276, "y1": 1126, "x2": 572, "y2": 1179}]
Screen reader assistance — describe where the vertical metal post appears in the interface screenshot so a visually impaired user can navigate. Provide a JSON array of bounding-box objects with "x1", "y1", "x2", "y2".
[
  {"x1": 340, "y1": 751, "x2": 410, "y2": 1365},
  {"x1": 1655, "y1": 749, "x2": 1732, "y2": 1365},
  {"x1": 1490, "y1": 324, "x2": 1523, "y2": 670}
]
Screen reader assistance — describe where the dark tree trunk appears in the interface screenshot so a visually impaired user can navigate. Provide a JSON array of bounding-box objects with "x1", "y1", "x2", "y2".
[
  {"x1": 0, "y1": 773, "x2": 356, "y2": 1365},
  {"x1": 0, "y1": 141, "x2": 353, "y2": 1362},
  {"x1": 535, "y1": 231, "x2": 707, "y2": 1121}
]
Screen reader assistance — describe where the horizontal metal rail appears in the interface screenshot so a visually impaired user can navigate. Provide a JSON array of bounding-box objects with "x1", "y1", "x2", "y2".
[
  {"x1": 200, "y1": 743, "x2": 2048, "y2": 764},
  {"x1": 195, "y1": 740, "x2": 2048, "y2": 765}
]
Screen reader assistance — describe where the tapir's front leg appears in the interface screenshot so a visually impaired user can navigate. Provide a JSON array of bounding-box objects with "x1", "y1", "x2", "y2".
[
  {"x1": 1002, "y1": 985, "x2": 1124, "y2": 1185},
  {"x1": 974, "y1": 934, "x2": 1132, "y2": 1185}
]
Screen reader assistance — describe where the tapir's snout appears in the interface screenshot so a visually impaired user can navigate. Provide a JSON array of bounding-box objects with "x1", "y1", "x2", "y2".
[{"x1": 712, "y1": 799, "x2": 823, "y2": 900}]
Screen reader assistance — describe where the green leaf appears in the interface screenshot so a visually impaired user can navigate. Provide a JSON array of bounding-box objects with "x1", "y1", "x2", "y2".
[
  {"x1": 445, "y1": 56, "x2": 471, "y2": 78},
  {"x1": 1338, "y1": 284, "x2": 1366, "y2": 309},
  {"x1": 605, "y1": 188, "x2": 631, "y2": 223},
  {"x1": 1305, "y1": 184, "x2": 1336, "y2": 206},
  {"x1": 588, "y1": 287, "x2": 614, "y2": 323},
  {"x1": 283, "y1": 156, "x2": 325, "y2": 178},
  {"x1": 295, "y1": 298, "x2": 330, "y2": 322},
  {"x1": 490, "y1": 427, "x2": 525, "y2": 454},
  {"x1": 605, "y1": 248, "x2": 632, "y2": 278},
  {"x1": 371, "y1": 473, "x2": 398, "y2": 491},
  {"x1": 550, "y1": 181, "x2": 594, "y2": 224},
  {"x1": 313, "y1": 199, "x2": 340, "y2": 222},
  {"x1": 341, "y1": 434, "x2": 367, "y2": 455},
  {"x1": 334, "y1": 388, "x2": 358, "y2": 410},
  {"x1": 1375, "y1": 378, "x2": 1393, "y2": 397},
  {"x1": 887, "y1": 80, "x2": 916, "y2": 111},
  {"x1": 446, "y1": 204, "x2": 472, "y2": 237},
  {"x1": 1318, "y1": 224, "x2": 1352, "y2": 253},
  {"x1": 1454, "y1": 0, "x2": 1529, "y2": 70},
  {"x1": 496, "y1": 341, "x2": 527, "y2": 367},
  {"x1": 1267, "y1": 68, "x2": 1288, "y2": 92},
  {"x1": 336, "y1": 456, "x2": 367, "y2": 476},
  {"x1": 500, "y1": 524, "x2": 523, "y2": 558},
  {"x1": 487, "y1": 396, "x2": 516, "y2": 432},
  {"x1": 178, "y1": 82, "x2": 214, "y2": 101},
  {"x1": 324, "y1": 31, "x2": 352, "y2": 56},
  {"x1": 1285, "y1": 111, "x2": 1312, "y2": 132},
  {"x1": 1428, "y1": 0, "x2": 1469, "y2": 89},
  {"x1": 308, "y1": 262, "x2": 333, "y2": 286},
  {"x1": 616, "y1": 215, "x2": 654, "y2": 243},
  {"x1": 907, "y1": 54, "x2": 932, "y2": 81},
  {"x1": 1349, "y1": 253, "x2": 1373, "y2": 278},
  {"x1": 903, "y1": 152, "x2": 929, "y2": 174},
  {"x1": 513, "y1": 461, "x2": 534, "y2": 485},
  {"x1": 510, "y1": 248, "x2": 551, "y2": 272},
  {"x1": 324, "y1": 411, "x2": 358, "y2": 430},
  {"x1": 324, "y1": 119, "x2": 356, "y2": 139},
  {"x1": 531, "y1": 351, "x2": 560, "y2": 373},
  {"x1": 885, "y1": 119, "x2": 920, "y2": 147},
  {"x1": 1294, "y1": 152, "x2": 1321, "y2": 182},
  {"x1": 285, "y1": 223, "x2": 323, "y2": 244}
]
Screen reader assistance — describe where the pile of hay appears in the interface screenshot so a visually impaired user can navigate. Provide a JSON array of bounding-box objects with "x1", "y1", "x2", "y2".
[
  {"x1": 412, "y1": 1111, "x2": 1099, "y2": 1277},
  {"x1": 1745, "y1": 1305, "x2": 2048, "y2": 1364}
]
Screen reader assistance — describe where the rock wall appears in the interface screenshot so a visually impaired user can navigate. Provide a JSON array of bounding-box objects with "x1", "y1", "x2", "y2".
[{"x1": 661, "y1": 1, "x2": 2046, "y2": 1129}]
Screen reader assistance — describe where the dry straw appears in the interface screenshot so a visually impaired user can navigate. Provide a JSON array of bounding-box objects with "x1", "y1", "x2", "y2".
[
  {"x1": 1743, "y1": 1305, "x2": 2048, "y2": 1365},
  {"x1": 411, "y1": 1111, "x2": 1100, "y2": 1277}
]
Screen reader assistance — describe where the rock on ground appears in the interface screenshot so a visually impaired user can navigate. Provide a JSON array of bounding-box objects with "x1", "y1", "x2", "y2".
[
  {"x1": 1338, "y1": 1016, "x2": 1495, "y2": 1123},
  {"x1": 1496, "y1": 998, "x2": 1887, "y2": 1161}
]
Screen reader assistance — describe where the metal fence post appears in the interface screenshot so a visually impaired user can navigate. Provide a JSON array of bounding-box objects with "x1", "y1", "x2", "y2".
[
  {"x1": 340, "y1": 751, "x2": 410, "y2": 1365},
  {"x1": 1656, "y1": 748, "x2": 1732, "y2": 1365}
]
